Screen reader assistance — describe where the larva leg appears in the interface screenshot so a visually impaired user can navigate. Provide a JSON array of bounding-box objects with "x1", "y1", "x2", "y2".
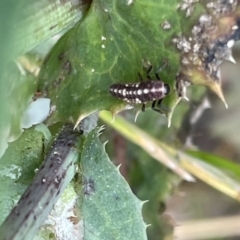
[
  {"x1": 151, "y1": 99, "x2": 163, "y2": 113},
  {"x1": 146, "y1": 65, "x2": 153, "y2": 80},
  {"x1": 152, "y1": 99, "x2": 171, "y2": 114},
  {"x1": 155, "y1": 60, "x2": 168, "y2": 80},
  {"x1": 152, "y1": 99, "x2": 162, "y2": 113},
  {"x1": 142, "y1": 103, "x2": 146, "y2": 112},
  {"x1": 138, "y1": 72, "x2": 143, "y2": 81}
]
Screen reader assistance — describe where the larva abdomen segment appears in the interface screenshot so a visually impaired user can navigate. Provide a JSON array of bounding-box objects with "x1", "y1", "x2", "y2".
[{"x1": 109, "y1": 80, "x2": 170, "y2": 104}]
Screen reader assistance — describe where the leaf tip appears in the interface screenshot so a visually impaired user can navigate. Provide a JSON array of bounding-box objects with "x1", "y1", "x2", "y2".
[
  {"x1": 208, "y1": 82, "x2": 228, "y2": 109},
  {"x1": 74, "y1": 111, "x2": 97, "y2": 130}
]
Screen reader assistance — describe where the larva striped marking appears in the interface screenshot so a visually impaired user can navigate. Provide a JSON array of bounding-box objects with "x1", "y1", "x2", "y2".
[{"x1": 109, "y1": 63, "x2": 170, "y2": 113}]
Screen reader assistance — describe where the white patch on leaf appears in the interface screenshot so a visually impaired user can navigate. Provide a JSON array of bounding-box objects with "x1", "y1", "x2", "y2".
[{"x1": 21, "y1": 98, "x2": 50, "y2": 129}]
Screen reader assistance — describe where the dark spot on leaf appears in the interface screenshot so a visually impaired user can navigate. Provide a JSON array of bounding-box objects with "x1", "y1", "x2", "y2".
[
  {"x1": 63, "y1": 61, "x2": 71, "y2": 74},
  {"x1": 53, "y1": 77, "x2": 63, "y2": 87},
  {"x1": 56, "y1": 189, "x2": 61, "y2": 196},
  {"x1": 58, "y1": 53, "x2": 64, "y2": 60},
  {"x1": 56, "y1": 156, "x2": 62, "y2": 163},
  {"x1": 62, "y1": 171, "x2": 66, "y2": 179},
  {"x1": 49, "y1": 24, "x2": 57, "y2": 30},
  {"x1": 14, "y1": 207, "x2": 20, "y2": 216},
  {"x1": 24, "y1": 190, "x2": 31, "y2": 200},
  {"x1": 45, "y1": 201, "x2": 49, "y2": 206},
  {"x1": 66, "y1": 140, "x2": 73, "y2": 147},
  {"x1": 66, "y1": 163, "x2": 71, "y2": 170},
  {"x1": 46, "y1": 180, "x2": 51, "y2": 187},
  {"x1": 84, "y1": 177, "x2": 95, "y2": 196},
  {"x1": 115, "y1": 196, "x2": 120, "y2": 201},
  {"x1": 24, "y1": 212, "x2": 30, "y2": 220},
  {"x1": 54, "y1": 176, "x2": 61, "y2": 189},
  {"x1": 50, "y1": 188, "x2": 54, "y2": 195},
  {"x1": 53, "y1": 151, "x2": 60, "y2": 156}
]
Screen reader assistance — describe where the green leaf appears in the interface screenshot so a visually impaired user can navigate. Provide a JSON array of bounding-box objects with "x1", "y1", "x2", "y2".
[
  {"x1": 77, "y1": 127, "x2": 147, "y2": 240},
  {"x1": 0, "y1": 66, "x2": 37, "y2": 158},
  {"x1": 178, "y1": 151, "x2": 240, "y2": 201},
  {"x1": 38, "y1": 0, "x2": 239, "y2": 126},
  {"x1": 128, "y1": 149, "x2": 178, "y2": 239},
  {"x1": 38, "y1": 0, "x2": 183, "y2": 126},
  {"x1": 187, "y1": 150, "x2": 240, "y2": 180},
  {"x1": 0, "y1": 1, "x2": 36, "y2": 158},
  {"x1": 0, "y1": 125, "x2": 50, "y2": 225},
  {"x1": 0, "y1": 0, "x2": 89, "y2": 157},
  {"x1": 2, "y1": 0, "x2": 87, "y2": 58}
]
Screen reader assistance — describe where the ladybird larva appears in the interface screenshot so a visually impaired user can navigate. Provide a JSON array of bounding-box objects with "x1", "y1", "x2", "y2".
[{"x1": 109, "y1": 63, "x2": 170, "y2": 113}]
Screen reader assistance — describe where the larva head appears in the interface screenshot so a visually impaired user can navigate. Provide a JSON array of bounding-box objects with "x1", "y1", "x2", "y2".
[
  {"x1": 142, "y1": 81, "x2": 169, "y2": 101},
  {"x1": 164, "y1": 83, "x2": 170, "y2": 96}
]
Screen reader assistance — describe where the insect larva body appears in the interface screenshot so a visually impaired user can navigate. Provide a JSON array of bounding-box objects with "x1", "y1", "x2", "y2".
[
  {"x1": 109, "y1": 63, "x2": 170, "y2": 113},
  {"x1": 109, "y1": 80, "x2": 169, "y2": 104}
]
